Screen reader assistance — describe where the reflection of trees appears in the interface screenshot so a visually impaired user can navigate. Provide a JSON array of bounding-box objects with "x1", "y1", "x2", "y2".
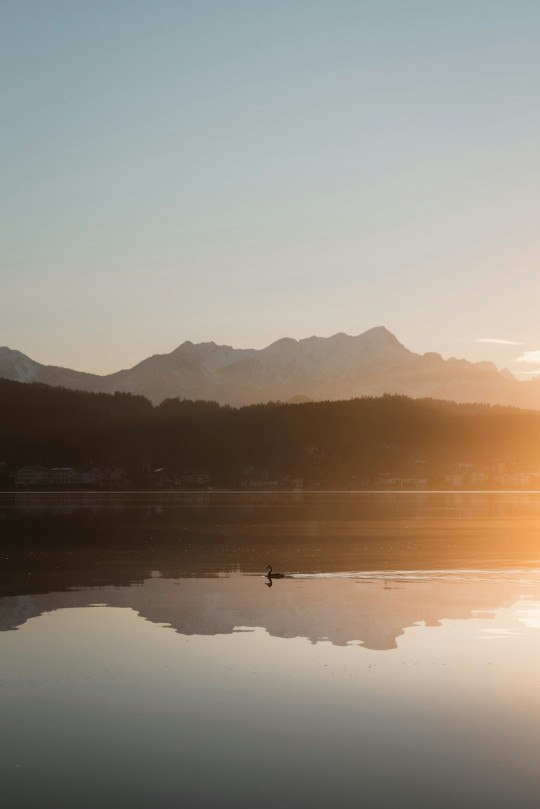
[{"x1": 2, "y1": 493, "x2": 540, "y2": 598}]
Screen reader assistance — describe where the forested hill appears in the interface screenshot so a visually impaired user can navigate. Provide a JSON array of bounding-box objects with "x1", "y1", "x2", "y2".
[{"x1": 2, "y1": 378, "x2": 540, "y2": 487}]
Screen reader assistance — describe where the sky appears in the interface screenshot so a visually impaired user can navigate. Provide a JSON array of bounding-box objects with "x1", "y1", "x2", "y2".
[{"x1": 2, "y1": 0, "x2": 540, "y2": 376}]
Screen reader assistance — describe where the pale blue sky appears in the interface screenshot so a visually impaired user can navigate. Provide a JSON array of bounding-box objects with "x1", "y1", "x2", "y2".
[{"x1": 2, "y1": 1, "x2": 540, "y2": 375}]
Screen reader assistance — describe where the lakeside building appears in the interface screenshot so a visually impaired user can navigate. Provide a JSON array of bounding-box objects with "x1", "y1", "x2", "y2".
[
  {"x1": 14, "y1": 465, "x2": 49, "y2": 487},
  {"x1": 181, "y1": 470, "x2": 211, "y2": 487},
  {"x1": 15, "y1": 465, "x2": 126, "y2": 488},
  {"x1": 374, "y1": 474, "x2": 429, "y2": 490}
]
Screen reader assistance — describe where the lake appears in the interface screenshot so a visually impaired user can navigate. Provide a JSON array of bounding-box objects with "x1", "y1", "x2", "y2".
[{"x1": 2, "y1": 492, "x2": 540, "y2": 808}]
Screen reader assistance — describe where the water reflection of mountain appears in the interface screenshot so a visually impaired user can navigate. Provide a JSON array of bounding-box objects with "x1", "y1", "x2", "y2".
[
  {"x1": 1, "y1": 574, "x2": 538, "y2": 650},
  {"x1": 4, "y1": 492, "x2": 540, "y2": 648}
]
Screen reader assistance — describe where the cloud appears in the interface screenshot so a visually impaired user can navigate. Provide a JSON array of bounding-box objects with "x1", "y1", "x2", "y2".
[
  {"x1": 476, "y1": 338, "x2": 524, "y2": 345},
  {"x1": 516, "y1": 350, "x2": 540, "y2": 365}
]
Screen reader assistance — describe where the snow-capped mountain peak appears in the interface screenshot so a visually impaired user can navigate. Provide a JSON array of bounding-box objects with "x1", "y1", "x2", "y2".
[
  {"x1": 0, "y1": 347, "x2": 40, "y2": 383},
  {"x1": 0, "y1": 328, "x2": 535, "y2": 408}
]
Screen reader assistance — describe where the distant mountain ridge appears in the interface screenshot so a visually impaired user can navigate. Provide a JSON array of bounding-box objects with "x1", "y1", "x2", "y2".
[{"x1": 2, "y1": 326, "x2": 540, "y2": 408}]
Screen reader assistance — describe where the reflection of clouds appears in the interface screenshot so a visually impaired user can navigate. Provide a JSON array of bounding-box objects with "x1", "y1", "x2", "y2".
[
  {"x1": 513, "y1": 350, "x2": 540, "y2": 379},
  {"x1": 518, "y1": 602, "x2": 540, "y2": 629},
  {"x1": 516, "y1": 349, "x2": 540, "y2": 364},
  {"x1": 477, "y1": 338, "x2": 524, "y2": 345},
  {"x1": 477, "y1": 627, "x2": 523, "y2": 639}
]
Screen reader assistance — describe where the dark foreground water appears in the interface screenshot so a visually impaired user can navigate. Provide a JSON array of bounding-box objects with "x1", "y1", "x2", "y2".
[{"x1": 1, "y1": 492, "x2": 540, "y2": 808}]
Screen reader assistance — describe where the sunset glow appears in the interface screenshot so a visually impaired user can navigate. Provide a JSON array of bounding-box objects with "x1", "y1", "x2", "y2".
[{"x1": 3, "y1": 4, "x2": 540, "y2": 808}]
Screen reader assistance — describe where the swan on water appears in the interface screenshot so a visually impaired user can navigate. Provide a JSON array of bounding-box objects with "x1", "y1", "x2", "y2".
[{"x1": 265, "y1": 564, "x2": 286, "y2": 579}]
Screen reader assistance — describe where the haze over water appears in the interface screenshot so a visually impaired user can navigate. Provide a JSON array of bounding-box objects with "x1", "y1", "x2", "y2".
[{"x1": 2, "y1": 492, "x2": 540, "y2": 808}]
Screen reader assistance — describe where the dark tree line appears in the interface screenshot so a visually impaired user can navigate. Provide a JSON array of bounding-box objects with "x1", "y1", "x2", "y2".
[{"x1": 1, "y1": 378, "x2": 540, "y2": 485}]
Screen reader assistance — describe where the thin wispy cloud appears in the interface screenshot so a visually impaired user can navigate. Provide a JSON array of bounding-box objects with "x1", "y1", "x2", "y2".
[
  {"x1": 516, "y1": 350, "x2": 540, "y2": 364},
  {"x1": 476, "y1": 338, "x2": 524, "y2": 346}
]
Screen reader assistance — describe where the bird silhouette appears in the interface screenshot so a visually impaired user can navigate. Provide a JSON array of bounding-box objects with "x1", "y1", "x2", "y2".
[{"x1": 265, "y1": 564, "x2": 286, "y2": 580}]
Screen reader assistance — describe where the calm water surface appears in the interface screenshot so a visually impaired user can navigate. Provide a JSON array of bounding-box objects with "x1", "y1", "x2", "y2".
[{"x1": 1, "y1": 492, "x2": 540, "y2": 808}]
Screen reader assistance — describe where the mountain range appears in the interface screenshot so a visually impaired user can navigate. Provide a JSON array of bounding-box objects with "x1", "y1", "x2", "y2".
[{"x1": 2, "y1": 326, "x2": 539, "y2": 408}]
